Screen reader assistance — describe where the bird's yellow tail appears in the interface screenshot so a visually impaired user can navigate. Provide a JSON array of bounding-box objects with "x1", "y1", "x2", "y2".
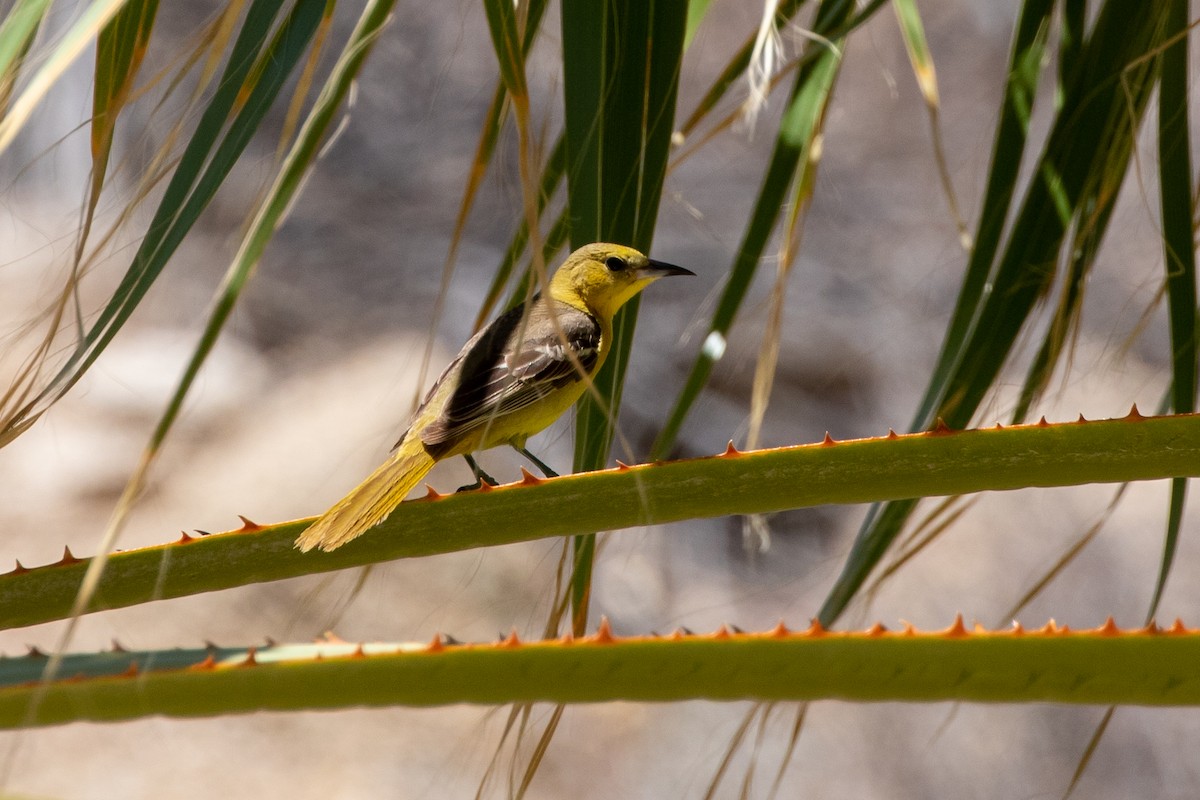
[{"x1": 296, "y1": 436, "x2": 436, "y2": 552}]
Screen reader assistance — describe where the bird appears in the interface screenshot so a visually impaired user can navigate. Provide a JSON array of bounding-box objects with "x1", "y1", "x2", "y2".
[{"x1": 295, "y1": 242, "x2": 694, "y2": 552}]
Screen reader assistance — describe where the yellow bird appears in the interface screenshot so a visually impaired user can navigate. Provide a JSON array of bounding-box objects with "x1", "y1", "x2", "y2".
[{"x1": 296, "y1": 242, "x2": 693, "y2": 552}]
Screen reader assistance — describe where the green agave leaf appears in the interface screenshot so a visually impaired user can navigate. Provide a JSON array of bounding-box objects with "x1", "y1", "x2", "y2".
[
  {"x1": 1, "y1": 413, "x2": 1196, "y2": 631},
  {"x1": 7, "y1": 623, "x2": 1200, "y2": 728}
]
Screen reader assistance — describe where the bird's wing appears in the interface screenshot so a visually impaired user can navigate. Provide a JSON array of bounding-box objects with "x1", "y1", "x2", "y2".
[{"x1": 418, "y1": 299, "x2": 600, "y2": 450}]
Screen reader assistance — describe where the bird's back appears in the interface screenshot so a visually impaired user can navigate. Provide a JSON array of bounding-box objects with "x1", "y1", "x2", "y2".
[{"x1": 415, "y1": 296, "x2": 605, "y2": 457}]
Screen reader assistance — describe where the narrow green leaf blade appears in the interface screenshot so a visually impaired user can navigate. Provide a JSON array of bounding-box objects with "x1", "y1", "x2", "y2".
[
  {"x1": 482, "y1": 0, "x2": 528, "y2": 101},
  {"x1": 908, "y1": 0, "x2": 1053, "y2": 429},
  {"x1": 148, "y1": 0, "x2": 396, "y2": 453},
  {"x1": 0, "y1": 0, "x2": 132, "y2": 153},
  {"x1": 0, "y1": 0, "x2": 51, "y2": 115},
  {"x1": 12, "y1": 0, "x2": 325, "y2": 432},
  {"x1": 562, "y1": 0, "x2": 688, "y2": 630},
  {"x1": 819, "y1": 4, "x2": 1171, "y2": 625}
]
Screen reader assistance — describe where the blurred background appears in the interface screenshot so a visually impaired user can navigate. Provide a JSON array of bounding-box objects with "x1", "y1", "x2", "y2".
[{"x1": 1, "y1": 0, "x2": 1198, "y2": 797}]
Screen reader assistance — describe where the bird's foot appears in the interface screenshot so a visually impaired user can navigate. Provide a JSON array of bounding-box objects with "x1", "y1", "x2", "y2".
[{"x1": 459, "y1": 454, "x2": 498, "y2": 492}]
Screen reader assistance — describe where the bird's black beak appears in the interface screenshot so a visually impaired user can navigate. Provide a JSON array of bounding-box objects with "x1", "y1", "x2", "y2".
[{"x1": 641, "y1": 258, "x2": 695, "y2": 278}]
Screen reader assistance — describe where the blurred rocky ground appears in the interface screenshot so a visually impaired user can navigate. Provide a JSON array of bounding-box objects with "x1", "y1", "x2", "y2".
[{"x1": 0, "y1": 1, "x2": 1196, "y2": 798}]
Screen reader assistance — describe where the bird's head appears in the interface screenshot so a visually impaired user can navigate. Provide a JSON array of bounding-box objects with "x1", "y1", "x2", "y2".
[{"x1": 549, "y1": 243, "x2": 694, "y2": 319}]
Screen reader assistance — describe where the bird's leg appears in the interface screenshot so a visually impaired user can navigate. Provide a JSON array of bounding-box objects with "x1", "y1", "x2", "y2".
[
  {"x1": 457, "y1": 454, "x2": 498, "y2": 492},
  {"x1": 512, "y1": 445, "x2": 559, "y2": 478}
]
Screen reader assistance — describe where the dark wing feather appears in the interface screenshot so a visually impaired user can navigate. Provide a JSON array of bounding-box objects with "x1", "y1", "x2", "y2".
[{"x1": 419, "y1": 298, "x2": 600, "y2": 452}]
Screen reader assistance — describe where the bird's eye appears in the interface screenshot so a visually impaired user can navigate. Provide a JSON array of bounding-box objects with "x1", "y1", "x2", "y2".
[{"x1": 605, "y1": 256, "x2": 626, "y2": 272}]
